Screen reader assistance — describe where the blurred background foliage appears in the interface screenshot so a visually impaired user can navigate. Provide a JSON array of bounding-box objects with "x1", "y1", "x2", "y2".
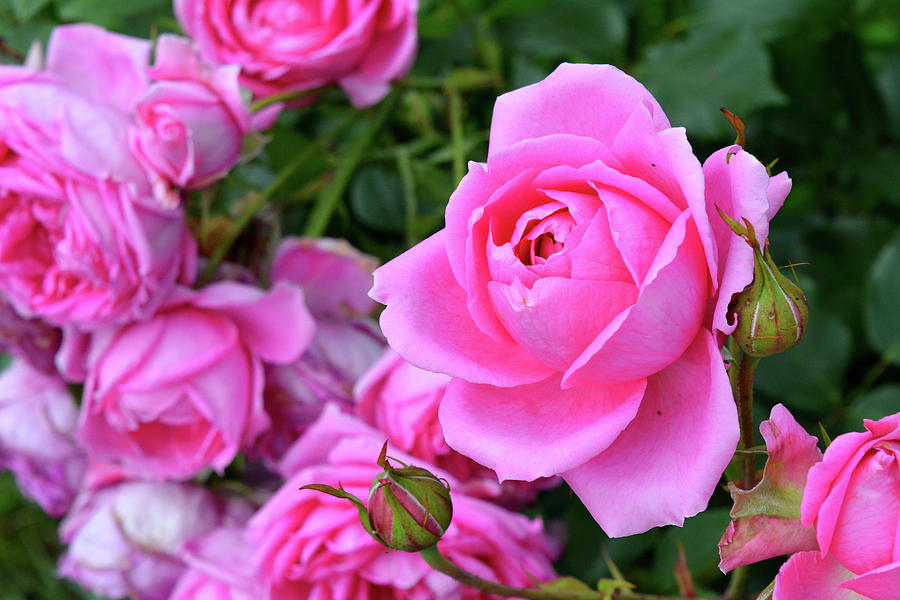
[{"x1": 1, "y1": 0, "x2": 899, "y2": 597}]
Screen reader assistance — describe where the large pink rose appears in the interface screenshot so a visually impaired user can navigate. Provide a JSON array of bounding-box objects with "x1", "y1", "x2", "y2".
[
  {"x1": 0, "y1": 359, "x2": 86, "y2": 517},
  {"x1": 775, "y1": 412, "x2": 900, "y2": 600},
  {"x1": 371, "y1": 63, "x2": 791, "y2": 536},
  {"x1": 249, "y1": 406, "x2": 558, "y2": 599},
  {"x1": 175, "y1": 0, "x2": 419, "y2": 107},
  {"x1": 356, "y1": 348, "x2": 558, "y2": 505},
  {"x1": 77, "y1": 282, "x2": 314, "y2": 480},
  {"x1": 0, "y1": 25, "x2": 197, "y2": 330}
]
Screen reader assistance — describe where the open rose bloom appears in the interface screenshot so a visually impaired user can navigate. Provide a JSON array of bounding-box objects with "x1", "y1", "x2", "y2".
[
  {"x1": 774, "y1": 412, "x2": 900, "y2": 600},
  {"x1": 175, "y1": 0, "x2": 419, "y2": 107},
  {"x1": 372, "y1": 63, "x2": 791, "y2": 536}
]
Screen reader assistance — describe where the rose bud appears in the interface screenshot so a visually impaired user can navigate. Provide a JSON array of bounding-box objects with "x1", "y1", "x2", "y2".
[
  {"x1": 367, "y1": 444, "x2": 453, "y2": 552},
  {"x1": 719, "y1": 209, "x2": 809, "y2": 357}
]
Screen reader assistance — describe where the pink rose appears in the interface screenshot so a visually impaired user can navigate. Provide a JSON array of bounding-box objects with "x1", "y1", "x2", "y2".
[
  {"x1": 0, "y1": 359, "x2": 86, "y2": 517},
  {"x1": 356, "y1": 348, "x2": 559, "y2": 505},
  {"x1": 371, "y1": 63, "x2": 791, "y2": 536},
  {"x1": 249, "y1": 406, "x2": 558, "y2": 599},
  {"x1": 175, "y1": 0, "x2": 419, "y2": 107},
  {"x1": 774, "y1": 413, "x2": 900, "y2": 599},
  {"x1": 0, "y1": 25, "x2": 197, "y2": 330},
  {"x1": 77, "y1": 282, "x2": 314, "y2": 480},
  {"x1": 252, "y1": 238, "x2": 385, "y2": 461},
  {"x1": 58, "y1": 479, "x2": 242, "y2": 600},
  {"x1": 131, "y1": 35, "x2": 253, "y2": 190},
  {"x1": 170, "y1": 527, "x2": 261, "y2": 600}
]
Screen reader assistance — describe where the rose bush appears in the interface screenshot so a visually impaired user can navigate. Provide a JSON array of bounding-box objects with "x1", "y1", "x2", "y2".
[
  {"x1": 77, "y1": 282, "x2": 313, "y2": 480},
  {"x1": 174, "y1": 0, "x2": 419, "y2": 107},
  {"x1": 371, "y1": 63, "x2": 791, "y2": 536},
  {"x1": 0, "y1": 25, "x2": 201, "y2": 330},
  {"x1": 249, "y1": 406, "x2": 558, "y2": 599},
  {"x1": 774, "y1": 412, "x2": 900, "y2": 599}
]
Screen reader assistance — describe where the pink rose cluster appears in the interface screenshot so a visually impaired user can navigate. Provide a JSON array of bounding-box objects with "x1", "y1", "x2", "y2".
[{"x1": 372, "y1": 62, "x2": 791, "y2": 537}]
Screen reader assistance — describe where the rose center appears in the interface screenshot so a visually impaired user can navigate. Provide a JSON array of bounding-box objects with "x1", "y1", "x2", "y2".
[{"x1": 512, "y1": 208, "x2": 575, "y2": 266}]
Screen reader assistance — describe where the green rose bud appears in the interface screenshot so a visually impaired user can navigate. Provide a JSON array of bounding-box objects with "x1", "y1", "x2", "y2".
[
  {"x1": 367, "y1": 444, "x2": 453, "y2": 552},
  {"x1": 719, "y1": 208, "x2": 809, "y2": 357}
]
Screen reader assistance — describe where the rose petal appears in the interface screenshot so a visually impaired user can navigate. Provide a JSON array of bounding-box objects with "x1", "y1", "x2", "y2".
[
  {"x1": 439, "y1": 374, "x2": 645, "y2": 481},
  {"x1": 563, "y1": 211, "x2": 707, "y2": 386},
  {"x1": 563, "y1": 331, "x2": 737, "y2": 537},
  {"x1": 703, "y1": 146, "x2": 790, "y2": 334},
  {"x1": 774, "y1": 552, "x2": 863, "y2": 600},
  {"x1": 841, "y1": 561, "x2": 900, "y2": 599},
  {"x1": 488, "y1": 63, "x2": 669, "y2": 157},
  {"x1": 487, "y1": 277, "x2": 637, "y2": 371},
  {"x1": 371, "y1": 230, "x2": 555, "y2": 387}
]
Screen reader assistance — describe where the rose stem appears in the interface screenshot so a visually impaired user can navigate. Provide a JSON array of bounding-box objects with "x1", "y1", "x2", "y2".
[
  {"x1": 737, "y1": 354, "x2": 761, "y2": 489},
  {"x1": 419, "y1": 545, "x2": 699, "y2": 600}
]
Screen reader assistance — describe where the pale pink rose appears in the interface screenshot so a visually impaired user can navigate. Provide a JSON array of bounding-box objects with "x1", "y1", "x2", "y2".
[
  {"x1": 0, "y1": 25, "x2": 197, "y2": 330},
  {"x1": 175, "y1": 0, "x2": 419, "y2": 107},
  {"x1": 58, "y1": 480, "x2": 242, "y2": 600},
  {"x1": 356, "y1": 348, "x2": 559, "y2": 505},
  {"x1": 774, "y1": 412, "x2": 900, "y2": 600},
  {"x1": 249, "y1": 406, "x2": 558, "y2": 600},
  {"x1": 77, "y1": 282, "x2": 314, "y2": 480},
  {"x1": 371, "y1": 63, "x2": 791, "y2": 536},
  {"x1": 131, "y1": 35, "x2": 253, "y2": 190},
  {"x1": 252, "y1": 238, "x2": 384, "y2": 461},
  {"x1": 0, "y1": 359, "x2": 86, "y2": 516},
  {"x1": 170, "y1": 527, "x2": 261, "y2": 600}
]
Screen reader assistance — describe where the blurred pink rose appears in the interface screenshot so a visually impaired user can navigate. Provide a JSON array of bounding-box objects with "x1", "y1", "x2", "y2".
[
  {"x1": 371, "y1": 63, "x2": 791, "y2": 536},
  {"x1": 0, "y1": 25, "x2": 197, "y2": 330},
  {"x1": 775, "y1": 413, "x2": 900, "y2": 599},
  {"x1": 77, "y1": 282, "x2": 314, "y2": 480},
  {"x1": 252, "y1": 238, "x2": 384, "y2": 461},
  {"x1": 132, "y1": 34, "x2": 253, "y2": 190},
  {"x1": 170, "y1": 527, "x2": 261, "y2": 600},
  {"x1": 249, "y1": 406, "x2": 558, "y2": 599},
  {"x1": 175, "y1": 0, "x2": 419, "y2": 107},
  {"x1": 58, "y1": 479, "x2": 243, "y2": 600},
  {"x1": 356, "y1": 348, "x2": 558, "y2": 505},
  {"x1": 0, "y1": 359, "x2": 86, "y2": 516}
]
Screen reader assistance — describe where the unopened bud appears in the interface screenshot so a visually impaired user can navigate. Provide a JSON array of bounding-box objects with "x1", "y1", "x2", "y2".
[
  {"x1": 718, "y1": 208, "x2": 809, "y2": 357},
  {"x1": 367, "y1": 443, "x2": 452, "y2": 552}
]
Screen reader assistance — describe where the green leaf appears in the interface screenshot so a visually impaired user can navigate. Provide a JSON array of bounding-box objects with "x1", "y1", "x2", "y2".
[
  {"x1": 349, "y1": 166, "x2": 406, "y2": 235},
  {"x1": 635, "y1": 28, "x2": 787, "y2": 140},
  {"x1": 864, "y1": 233, "x2": 900, "y2": 364},
  {"x1": 10, "y1": 0, "x2": 52, "y2": 22},
  {"x1": 54, "y1": 0, "x2": 169, "y2": 29},
  {"x1": 653, "y1": 509, "x2": 731, "y2": 589},
  {"x1": 849, "y1": 384, "x2": 900, "y2": 425}
]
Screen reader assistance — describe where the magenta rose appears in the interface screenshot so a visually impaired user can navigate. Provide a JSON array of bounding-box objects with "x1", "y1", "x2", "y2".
[
  {"x1": 774, "y1": 412, "x2": 900, "y2": 599},
  {"x1": 371, "y1": 63, "x2": 792, "y2": 536},
  {"x1": 175, "y1": 0, "x2": 419, "y2": 107},
  {"x1": 250, "y1": 407, "x2": 558, "y2": 600},
  {"x1": 58, "y1": 479, "x2": 246, "y2": 600},
  {"x1": 0, "y1": 25, "x2": 196, "y2": 330},
  {"x1": 131, "y1": 34, "x2": 253, "y2": 190},
  {"x1": 356, "y1": 348, "x2": 558, "y2": 505},
  {"x1": 0, "y1": 359, "x2": 86, "y2": 517},
  {"x1": 77, "y1": 282, "x2": 314, "y2": 480},
  {"x1": 252, "y1": 237, "x2": 385, "y2": 461}
]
